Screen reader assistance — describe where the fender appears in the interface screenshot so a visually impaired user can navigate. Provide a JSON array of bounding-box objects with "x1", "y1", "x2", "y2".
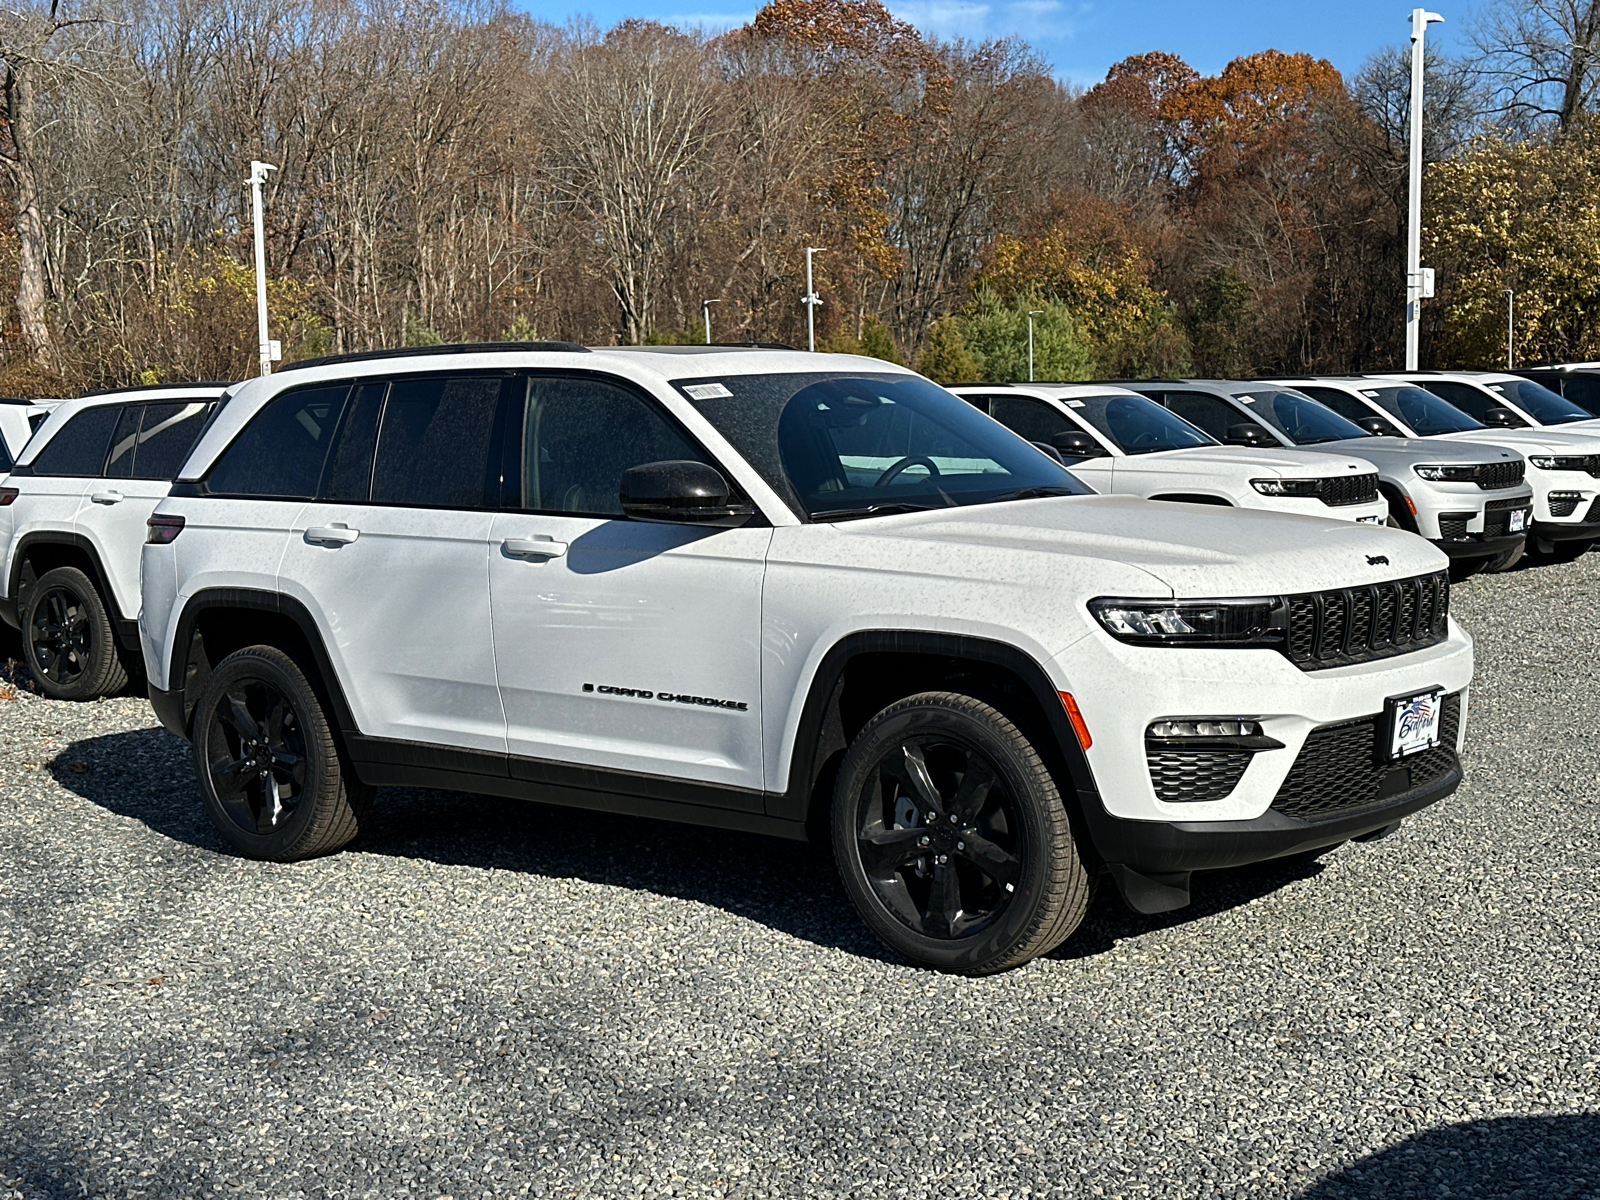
[
  {"x1": 6, "y1": 531, "x2": 140, "y2": 649},
  {"x1": 770, "y1": 630, "x2": 1104, "y2": 830},
  {"x1": 159, "y1": 587, "x2": 360, "y2": 740}
]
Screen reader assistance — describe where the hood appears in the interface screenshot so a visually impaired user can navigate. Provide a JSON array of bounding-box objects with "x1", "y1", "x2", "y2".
[
  {"x1": 1137, "y1": 446, "x2": 1375, "y2": 478},
  {"x1": 1317, "y1": 435, "x2": 1521, "y2": 467},
  {"x1": 1436, "y1": 427, "x2": 1600, "y2": 455},
  {"x1": 840, "y1": 494, "x2": 1445, "y2": 597}
]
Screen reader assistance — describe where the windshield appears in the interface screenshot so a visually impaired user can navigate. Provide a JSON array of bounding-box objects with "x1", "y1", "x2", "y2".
[
  {"x1": 1486, "y1": 378, "x2": 1594, "y2": 425},
  {"x1": 677, "y1": 372, "x2": 1092, "y2": 520},
  {"x1": 1362, "y1": 385, "x2": 1483, "y2": 435},
  {"x1": 1064, "y1": 393, "x2": 1216, "y2": 455},
  {"x1": 1232, "y1": 389, "x2": 1370, "y2": 444}
]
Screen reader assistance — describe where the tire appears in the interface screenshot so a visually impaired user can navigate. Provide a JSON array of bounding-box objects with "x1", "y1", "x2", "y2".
[
  {"x1": 830, "y1": 691, "x2": 1090, "y2": 975},
  {"x1": 1482, "y1": 543, "x2": 1526, "y2": 572},
  {"x1": 192, "y1": 644, "x2": 371, "y2": 861},
  {"x1": 21, "y1": 565, "x2": 128, "y2": 700}
]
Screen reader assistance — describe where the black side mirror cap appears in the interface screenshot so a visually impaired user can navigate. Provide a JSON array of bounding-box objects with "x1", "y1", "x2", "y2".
[
  {"x1": 1048, "y1": 431, "x2": 1109, "y2": 458},
  {"x1": 619, "y1": 460, "x2": 754, "y2": 526},
  {"x1": 1224, "y1": 422, "x2": 1277, "y2": 447},
  {"x1": 1031, "y1": 440, "x2": 1065, "y2": 465},
  {"x1": 1483, "y1": 406, "x2": 1524, "y2": 427}
]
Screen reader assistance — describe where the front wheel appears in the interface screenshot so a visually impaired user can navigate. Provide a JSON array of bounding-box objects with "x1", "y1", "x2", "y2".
[
  {"x1": 192, "y1": 645, "x2": 371, "y2": 861},
  {"x1": 831, "y1": 692, "x2": 1090, "y2": 974},
  {"x1": 1482, "y1": 543, "x2": 1526, "y2": 572}
]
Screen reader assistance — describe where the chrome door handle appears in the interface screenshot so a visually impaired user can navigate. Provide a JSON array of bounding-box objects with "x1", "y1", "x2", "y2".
[
  {"x1": 502, "y1": 536, "x2": 567, "y2": 558},
  {"x1": 90, "y1": 490, "x2": 123, "y2": 504},
  {"x1": 305, "y1": 525, "x2": 360, "y2": 545}
]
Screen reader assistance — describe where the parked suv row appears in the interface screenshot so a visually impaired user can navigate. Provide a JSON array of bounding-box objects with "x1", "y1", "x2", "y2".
[
  {"x1": 135, "y1": 344, "x2": 1472, "y2": 974},
  {"x1": 0, "y1": 384, "x2": 226, "y2": 698}
]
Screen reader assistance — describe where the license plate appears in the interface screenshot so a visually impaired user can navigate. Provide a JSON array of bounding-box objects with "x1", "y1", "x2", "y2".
[
  {"x1": 1509, "y1": 509, "x2": 1527, "y2": 532},
  {"x1": 1387, "y1": 689, "x2": 1445, "y2": 759},
  {"x1": 1356, "y1": 514, "x2": 1382, "y2": 524}
]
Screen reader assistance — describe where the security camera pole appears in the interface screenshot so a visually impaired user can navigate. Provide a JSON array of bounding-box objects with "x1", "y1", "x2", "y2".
[
  {"x1": 248, "y1": 160, "x2": 279, "y2": 377},
  {"x1": 803, "y1": 247, "x2": 826, "y2": 352},
  {"x1": 702, "y1": 299, "x2": 720, "y2": 345},
  {"x1": 1405, "y1": 8, "x2": 1443, "y2": 371},
  {"x1": 1027, "y1": 310, "x2": 1043, "y2": 382}
]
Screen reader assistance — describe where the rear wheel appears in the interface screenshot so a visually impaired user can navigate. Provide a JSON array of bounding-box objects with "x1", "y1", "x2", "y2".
[
  {"x1": 192, "y1": 645, "x2": 371, "y2": 861},
  {"x1": 21, "y1": 566, "x2": 128, "y2": 700},
  {"x1": 831, "y1": 691, "x2": 1090, "y2": 974}
]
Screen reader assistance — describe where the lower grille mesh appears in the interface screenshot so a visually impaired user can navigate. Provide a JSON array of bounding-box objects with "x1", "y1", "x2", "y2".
[
  {"x1": 1147, "y1": 748, "x2": 1254, "y2": 803},
  {"x1": 1270, "y1": 694, "x2": 1462, "y2": 821}
]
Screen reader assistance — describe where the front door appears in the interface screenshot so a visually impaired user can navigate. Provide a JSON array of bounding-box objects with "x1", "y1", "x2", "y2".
[{"x1": 488, "y1": 374, "x2": 770, "y2": 802}]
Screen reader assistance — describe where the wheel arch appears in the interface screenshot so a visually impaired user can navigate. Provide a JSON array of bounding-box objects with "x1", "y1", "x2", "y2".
[
  {"x1": 10, "y1": 532, "x2": 139, "y2": 648},
  {"x1": 1377, "y1": 481, "x2": 1419, "y2": 532},
  {"x1": 161, "y1": 588, "x2": 359, "y2": 742},
  {"x1": 777, "y1": 631, "x2": 1103, "y2": 846}
]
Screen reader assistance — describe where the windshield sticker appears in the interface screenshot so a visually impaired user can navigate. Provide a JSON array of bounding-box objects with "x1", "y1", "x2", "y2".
[
  {"x1": 1066, "y1": 400, "x2": 1086, "y2": 408},
  {"x1": 1362, "y1": 390, "x2": 1381, "y2": 397},
  {"x1": 683, "y1": 383, "x2": 733, "y2": 400},
  {"x1": 1238, "y1": 396, "x2": 1256, "y2": 403}
]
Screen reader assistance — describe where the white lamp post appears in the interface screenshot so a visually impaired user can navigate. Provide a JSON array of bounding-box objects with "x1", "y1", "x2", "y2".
[
  {"x1": 702, "y1": 298, "x2": 720, "y2": 345},
  {"x1": 247, "y1": 160, "x2": 279, "y2": 378},
  {"x1": 1027, "y1": 310, "x2": 1043, "y2": 382},
  {"x1": 1506, "y1": 289, "x2": 1515, "y2": 369},
  {"x1": 1405, "y1": 8, "x2": 1444, "y2": 370},
  {"x1": 803, "y1": 247, "x2": 826, "y2": 352}
]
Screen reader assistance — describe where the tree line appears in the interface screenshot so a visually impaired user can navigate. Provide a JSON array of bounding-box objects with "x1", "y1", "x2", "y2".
[{"x1": 0, "y1": 0, "x2": 1596, "y2": 392}]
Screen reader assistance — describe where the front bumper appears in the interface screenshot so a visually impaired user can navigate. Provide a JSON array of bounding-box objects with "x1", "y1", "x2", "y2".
[
  {"x1": 1431, "y1": 532, "x2": 1525, "y2": 559},
  {"x1": 1531, "y1": 516, "x2": 1600, "y2": 543}
]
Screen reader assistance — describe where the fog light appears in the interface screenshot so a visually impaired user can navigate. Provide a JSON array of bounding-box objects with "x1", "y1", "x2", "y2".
[{"x1": 1148, "y1": 718, "x2": 1261, "y2": 739}]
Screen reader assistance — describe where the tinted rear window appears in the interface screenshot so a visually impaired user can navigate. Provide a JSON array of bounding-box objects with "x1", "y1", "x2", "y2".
[
  {"x1": 370, "y1": 375, "x2": 505, "y2": 509},
  {"x1": 206, "y1": 385, "x2": 350, "y2": 499},
  {"x1": 132, "y1": 401, "x2": 213, "y2": 479},
  {"x1": 29, "y1": 405, "x2": 121, "y2": 476}
]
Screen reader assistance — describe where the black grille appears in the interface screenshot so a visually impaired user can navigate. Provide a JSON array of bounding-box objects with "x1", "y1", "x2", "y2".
[
  {"x1": 1587, "y1": 497, "x2": 1600, "y2": 522},
  {"x1": 1483, "y1": 497, "x2": 1530, "y2": 538},
  {"x1": 1474, "y1": 460, "x2": 1526, "y2": 489},
  {"x1": 1317, "y1": 473, "x2": 1381, "y2": 507},
  {"x1": 1438, "y1": 513, "x2": 1471, "y2": 539},
  {"x1": 1270, "y1": 695, "x2": 1462, "y2": 821},
  {"x1": 1284, "y1": 571, "x2": 1450, "y2": 670},
  {"x1": 1549, "y1": 493, "x2": 1582, "y2": 518},
  {"x1": 1147, "y1": 748, "x2": 1254, "y2": 803}
]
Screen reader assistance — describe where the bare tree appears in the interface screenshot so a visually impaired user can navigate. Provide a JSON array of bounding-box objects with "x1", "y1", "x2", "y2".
[{"x1": 1473, "y1": 0, "x2": 1600, "y2": 128}]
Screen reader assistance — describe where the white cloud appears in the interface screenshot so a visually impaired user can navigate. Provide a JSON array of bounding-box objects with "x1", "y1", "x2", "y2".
[
  {"x1": 889, "y1": 0, "x2": 1087, "y2": 44},
  {"x1": 663, "y1": 8, "x2": 755, "y2": 30}
]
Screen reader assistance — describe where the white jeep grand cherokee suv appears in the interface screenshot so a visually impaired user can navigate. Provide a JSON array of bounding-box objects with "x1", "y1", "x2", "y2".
[
  {"x1": 141, "y1": 344, "x2": 1473, "y2": 974},
  {"x1": 1, "y1": 383, "x2": 226, "y2": 697},
  {"x1": 951, "y1": 383, "x2": 1389, "y2": 521}
]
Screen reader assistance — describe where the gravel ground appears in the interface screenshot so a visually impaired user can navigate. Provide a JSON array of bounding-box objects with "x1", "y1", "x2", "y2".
[{"x1": 1, "y1": 558, "x2": 1597, "y2": 1200}]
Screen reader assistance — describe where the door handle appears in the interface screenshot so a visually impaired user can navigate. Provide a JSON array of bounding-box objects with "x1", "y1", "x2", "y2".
[
  {"x1": 502, "y1": 535, "x2": 567, "y2": 558},
  {"x1": 305, "y1": 524, "x2": 360, "y2": 545},
  {"x1": 90, "y1": 490, "x2": 123, "y2": 504}
]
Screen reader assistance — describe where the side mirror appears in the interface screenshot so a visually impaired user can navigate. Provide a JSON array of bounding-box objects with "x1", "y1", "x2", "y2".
[
  {"x1": 1483, "y1": 406, "x2": 1522, "y2": 427},
  {"x1": 1224, "y1": 422, "x2": 1277, "y2": 447},
  {"x1": 1030, "y1": 440, "x2": 1065, "y2": 465},
  {"x1": 619, "y1": 460, "x2": 754, "y2": 526},
  {"x1": 1358, "y1": 416, "x2": 1400, "y2": 437},
  {"x1": 1049, "y1": 430, "x2": 1109, "y2": 459}
]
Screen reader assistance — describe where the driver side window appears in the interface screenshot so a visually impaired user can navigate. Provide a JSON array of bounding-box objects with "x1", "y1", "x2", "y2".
[
  {"x1": 520, "y1": 377, "x2": 711, "y2": 516},
  {"x1": 990, "y1": 398, "x2": 1075, "y2": 442},
  {"x1": 1161, "y1": 392, "x2": 1237, "y2": 439}
]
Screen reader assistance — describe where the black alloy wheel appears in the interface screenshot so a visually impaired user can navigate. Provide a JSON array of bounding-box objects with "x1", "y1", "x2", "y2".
[
  {"x1": 20, "y1": 565, "x2": 128, "y2": 700},
  {"x1": 193, "y1": 645, "x2": 370, "y2": 861},
  {"x1": 832, "y1": 691, "x2": 1089, "y2": 974}
]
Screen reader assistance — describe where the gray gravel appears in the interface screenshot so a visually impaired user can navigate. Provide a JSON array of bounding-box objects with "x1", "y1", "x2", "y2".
[{"x1": 1, "y1": 557, "x2": 1598, "y2": 1200}]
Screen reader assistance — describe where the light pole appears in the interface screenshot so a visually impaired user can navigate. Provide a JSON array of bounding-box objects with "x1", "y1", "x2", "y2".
[
  {"x1": 702, "y1": 298, "x2": 720, "y2": 345},
  {"x1": 1027, "y1": 310, "x2": 1043, "y2": 382},
  {"x1": 1405, "y1": 8, "x2": 1443, "y2": 370},
  {"x1": 247, "y1": 160, "x2": 279, "y2": 378},
  {"x1": 1506, "y1": 289, "x2": 1515, "y2": 369},
  {"x1": 803, "y1": 247, "x2": 826, "y2": 352}
]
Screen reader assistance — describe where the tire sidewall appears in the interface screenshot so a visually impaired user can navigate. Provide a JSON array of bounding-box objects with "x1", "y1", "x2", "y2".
[
  {"x1": 831, "y1": 699, "x2": 1059, "y2": 973},
  {"x1": 22, "y1": 566, "x2": 115, "y2": 701},
  {"x1": 192, "y1": 648, "x2": 332, "y2": 861}
]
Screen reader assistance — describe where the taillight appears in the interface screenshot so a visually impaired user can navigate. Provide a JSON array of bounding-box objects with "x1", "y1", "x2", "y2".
[
  {"x1": 146, "y1": 514, "x2": 185, "y2": 544},
  {"x1": 0, "y1": 486, "x2": 17, "y2": 506}
]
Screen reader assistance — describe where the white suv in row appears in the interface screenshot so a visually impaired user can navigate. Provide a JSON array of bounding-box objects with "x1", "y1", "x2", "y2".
[
  {"x1": 949, "y1": 384, "x2": 1389, "y2": 522},
  {"x1": 0, "y1": 384, "x2": 226, "y2": 697},
  {"x1": 140, "y1": 345, "x2": 1472, "y2": 973}
]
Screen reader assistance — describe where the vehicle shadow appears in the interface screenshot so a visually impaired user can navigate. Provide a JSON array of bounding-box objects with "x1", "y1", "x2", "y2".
[
  {"x1": 1297, "y1": 1114, "x2": 1600, "y2": 1199},
  {"x1": 52, "y1": 726, "x2": 1329, "y2": 969}
]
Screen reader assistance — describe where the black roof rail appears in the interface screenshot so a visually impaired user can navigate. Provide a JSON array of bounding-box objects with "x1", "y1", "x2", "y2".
[
  {"x1": 600, "y1": 342, "x2": 799, "y2": 352},
  {"x1": 0, "y1": 395, "x2": 49, "y2": 405},
  {"x1": 80, "y1": 380, "x2": 235, "y2": 398},
  {"x1": 279, "y1": 341, "x2": 591, "y2": 373}
]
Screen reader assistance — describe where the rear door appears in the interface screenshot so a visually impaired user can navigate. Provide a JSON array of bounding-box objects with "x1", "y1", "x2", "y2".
[
  {"x1": 10, "y1": 403, "x2": 122, "y2": 599},
  {"x1": 487, "y1": 373, "x2": 769, "y2": 800},
  {"x1": 277, "y1": 373, "x2": 511, "y2": 754}
]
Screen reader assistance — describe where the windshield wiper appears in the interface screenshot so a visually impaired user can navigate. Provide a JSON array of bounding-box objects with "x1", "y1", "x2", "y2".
[
  {"x1": 986, "y1": 486, "x2": 1083, "y2": 503},
  {"x1": 810, "y1": 501, "x2": 950, "y2": 522}
]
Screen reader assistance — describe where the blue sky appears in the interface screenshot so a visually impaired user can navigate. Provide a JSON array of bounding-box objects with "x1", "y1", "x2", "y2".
[{"x1": 528, "y1": 0, "x2": 1470, "y2": 84}]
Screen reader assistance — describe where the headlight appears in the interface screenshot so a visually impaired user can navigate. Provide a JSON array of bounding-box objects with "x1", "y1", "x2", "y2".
[
  {"x1": 1089, "y1": 597, "x2": 1286, "y2": 646},
  {"x1": 1250, "y1": 478, "x2": 1320, "y2": 497},
  {"x1": 1527, "y1": 455, "x2": 1592, "y2": 471},
  {"x1": 1414, "y1": 464, "x2": 1480, "y2": 481}
]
